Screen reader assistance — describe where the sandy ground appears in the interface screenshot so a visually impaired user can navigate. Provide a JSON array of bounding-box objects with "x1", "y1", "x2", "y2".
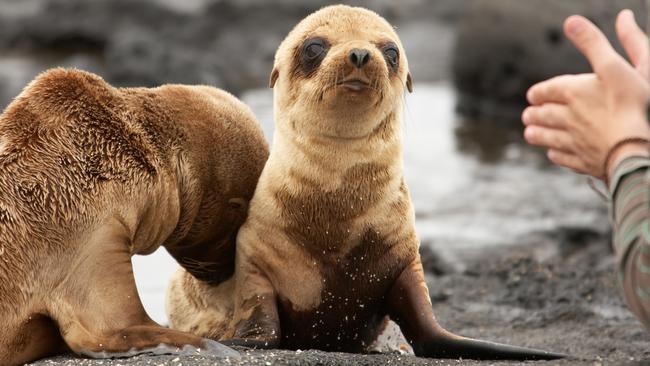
[{"x1": 30, "y1": 228, "x2": 650, "y2": 365}]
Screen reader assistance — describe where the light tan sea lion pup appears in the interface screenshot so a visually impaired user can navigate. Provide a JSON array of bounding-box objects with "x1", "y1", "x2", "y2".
[
  {"x1": 167, "y1": 5, "x2": 566, "y2": 360},
  {"x1": 0, "y1": 68, "x2": 268, "y2": 365}
]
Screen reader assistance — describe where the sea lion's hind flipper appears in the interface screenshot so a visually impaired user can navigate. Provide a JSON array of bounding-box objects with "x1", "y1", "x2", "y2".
[
  {"x1": 386, "y1": 258, "x2": 568, "y2": 360},
  {"x1": 422, "y1": 336, "x2": 567, "y2": 360}
]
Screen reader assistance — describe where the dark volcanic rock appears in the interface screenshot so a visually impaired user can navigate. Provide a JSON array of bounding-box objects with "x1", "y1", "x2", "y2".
[
  {"x1": 419, "y1": 242, "x2": 456, "y2": 276},
  {"x1": 452, "y1": 0, "x2": 647, "y2": 119}
]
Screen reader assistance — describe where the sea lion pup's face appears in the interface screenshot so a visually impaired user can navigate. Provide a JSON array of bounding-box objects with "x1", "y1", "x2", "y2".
[{"x1": 270, "y1": 5, "x2": 412, "y2": 140}]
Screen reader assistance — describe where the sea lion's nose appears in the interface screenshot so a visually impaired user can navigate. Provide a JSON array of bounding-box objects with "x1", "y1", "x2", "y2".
[{"x1": 349, "y1": 48, "x2": 371, "y2": 69}]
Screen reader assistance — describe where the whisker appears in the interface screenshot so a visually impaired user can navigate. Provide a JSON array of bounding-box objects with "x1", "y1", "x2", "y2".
[
  {"x1": 395, "y1": 74, "x2": 410, "y2": 94},
  {"x1": 334, "y1": 70, "x2": 341, "y2": 98}
]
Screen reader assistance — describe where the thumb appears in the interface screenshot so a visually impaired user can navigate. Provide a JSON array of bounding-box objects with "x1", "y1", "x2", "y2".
[{"x1": 564, "y1": 15, "x2": 627, "y2": 81}]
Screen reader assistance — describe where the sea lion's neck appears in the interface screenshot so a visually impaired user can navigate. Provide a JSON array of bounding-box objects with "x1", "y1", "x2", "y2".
[{"x1": 269, "y1": 108, "x2": 404, "y2": 185}]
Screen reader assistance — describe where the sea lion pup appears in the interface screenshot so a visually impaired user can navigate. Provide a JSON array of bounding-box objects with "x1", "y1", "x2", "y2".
[
  {"x1": 0, "y1": 68, "x2": 268, "y2": 365},
  {"x1": 167, "y1": 5, "x2": 565, "y2": 360}
]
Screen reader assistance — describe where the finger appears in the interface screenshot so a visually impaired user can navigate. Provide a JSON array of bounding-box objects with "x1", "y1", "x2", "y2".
[
  {"x1": 547, "y1": 149, "x2": 588, "y2": 174},
  {"x1": 616, "y1": 9, "x2": 649, "y2": 79},
  {"x1": 522, "y1": 104, "x2": 571, "y2": 130},
  {"x1": 564, "y1": 15, "x2": 628, "y2": 80},
  {"x1": 527, "y1": 75, "x2": 574, "y2": 105},
  {"x1": 524, "y1": 125, "x2": 574, "y2": 152},
  {"x1": 528, "y1": 73, "x2": 599, "y2": 106}
]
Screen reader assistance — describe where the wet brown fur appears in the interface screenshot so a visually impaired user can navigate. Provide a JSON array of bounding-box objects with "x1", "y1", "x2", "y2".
[{"x1": 0, "y1": 68, "x2": 269, "y2": 365}]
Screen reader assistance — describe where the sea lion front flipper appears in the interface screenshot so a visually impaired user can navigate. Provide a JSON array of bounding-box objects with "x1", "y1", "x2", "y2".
[
  {"x1": 386, "y1": 259, "x2": 568, "y2": 360},
  {"x1": 50, "y1": 220, "x2": 238, "y2": 359},
  {"x1": 225, "y1": 268, "x2": 281, "y2": 349}
]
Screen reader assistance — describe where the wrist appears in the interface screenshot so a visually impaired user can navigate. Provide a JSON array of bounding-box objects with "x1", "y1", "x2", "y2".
[{"x1": 606, "y1": 143, "x2": 650, "y2": 183}]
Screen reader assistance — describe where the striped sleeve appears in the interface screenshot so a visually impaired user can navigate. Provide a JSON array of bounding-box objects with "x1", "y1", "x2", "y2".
[{"x1": 610, "y1": 155, "x2": 650, "y2": 328}]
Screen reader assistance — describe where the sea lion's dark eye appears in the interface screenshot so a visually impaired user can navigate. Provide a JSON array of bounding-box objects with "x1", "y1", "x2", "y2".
[
  {"x1": 305, "y1": 40, "x2": 326, "y2": 59},
  {"x1": 299, "y1": 37, "x2": 329, "y2": 75},
  {"x1": 384, "y1": 48, "x2": 398, "y2": 63},
  {"x1": 382, "y1": 44, "x2": 399, "y2": 69}
]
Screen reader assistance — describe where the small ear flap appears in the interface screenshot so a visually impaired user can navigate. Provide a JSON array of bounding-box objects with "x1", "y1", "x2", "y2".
[
  {"x1": 269, "y1": 68, "x2": 279, "y2": 88},
  {"x1": 406, "y1": 73, "x2": 413, "y2": 93}
]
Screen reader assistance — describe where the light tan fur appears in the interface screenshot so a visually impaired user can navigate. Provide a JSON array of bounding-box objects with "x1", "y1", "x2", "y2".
[
  {"x1": 167, "y1": 4, "x2": 416, "y2": 349},
  {"x1": 0, "y1": 68, "x2": 268, "y2": 365}
]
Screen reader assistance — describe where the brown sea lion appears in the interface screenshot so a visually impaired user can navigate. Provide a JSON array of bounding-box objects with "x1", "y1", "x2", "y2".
[
  {"x1": 0, "y1": 68, "x2": 268, "y2": 365},
  {"x1": 167, "y1": 5, "x2": 566, "y2": 360}
]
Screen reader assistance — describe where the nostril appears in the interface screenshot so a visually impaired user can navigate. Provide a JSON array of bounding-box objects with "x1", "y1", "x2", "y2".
[
  {"x1": 362, "y1": 53, "x2": 369, "y2": 66},
  {"x1": 350, "y1": 52, "x2": 358, "y2": 66},
  {"x1": 349, "y1": 48, "x2": 371, "y2": 68}
]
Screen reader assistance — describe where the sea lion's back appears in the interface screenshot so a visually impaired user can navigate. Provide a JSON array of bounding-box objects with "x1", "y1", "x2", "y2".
[{"x1": 0, "y1": 69, "x2": 160, "y2": 242}]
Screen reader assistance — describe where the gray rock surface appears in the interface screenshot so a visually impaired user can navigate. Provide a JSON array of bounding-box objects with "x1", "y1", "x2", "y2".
[{"x1": 452, "y1": 0, "x2": 647, "y2": 119}]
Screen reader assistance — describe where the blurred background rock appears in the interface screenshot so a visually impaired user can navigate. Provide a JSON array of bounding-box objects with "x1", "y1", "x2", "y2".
[
  {"x1": 453, "y1": 0, "x2": 646, "y2": 120},
  {"x1": 0, "y1": 0, "x2": 461, "y2": 108},
  {"x1": 0, "y1": 0, "x2": 645, "y2": 117}
]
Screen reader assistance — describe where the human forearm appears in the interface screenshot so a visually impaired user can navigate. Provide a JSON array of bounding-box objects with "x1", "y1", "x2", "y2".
[{"x1": 610, "y1": 156, "x2": 650, "y2": 327}]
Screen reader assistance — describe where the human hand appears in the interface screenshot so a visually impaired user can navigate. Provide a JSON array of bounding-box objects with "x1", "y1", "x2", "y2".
[{"x1": 522, "y1": 10, "x2": 650, "y2": 181}]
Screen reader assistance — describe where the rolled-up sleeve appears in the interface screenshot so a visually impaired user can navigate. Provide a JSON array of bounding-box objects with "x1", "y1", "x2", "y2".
[{"x1": 610, "y1": 156, "x2": 650, "y2": 327}]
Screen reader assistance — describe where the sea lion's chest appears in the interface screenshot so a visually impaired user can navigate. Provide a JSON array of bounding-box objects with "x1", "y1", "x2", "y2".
[
  {"x1": 276, "y1": 229, "x2": 404, "y2": 351},
  {"x1": 273, "y1": 163, "x2": 393, "y2": 252}
]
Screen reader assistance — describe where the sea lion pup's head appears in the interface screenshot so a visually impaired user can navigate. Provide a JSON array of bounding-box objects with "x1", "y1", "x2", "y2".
[{"x1": 270, "y1": 5, "x2": 412, "y2": 140}]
